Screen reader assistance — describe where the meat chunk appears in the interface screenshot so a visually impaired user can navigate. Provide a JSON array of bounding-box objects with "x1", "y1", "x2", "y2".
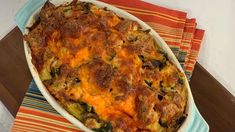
[{"x1": 91, "y1": 58, "x2": 115, "y2": 89}]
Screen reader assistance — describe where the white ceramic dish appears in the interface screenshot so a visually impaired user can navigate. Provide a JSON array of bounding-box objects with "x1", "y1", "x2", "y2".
[{"x1": 16, "y1": 0, "x2": 208, "y2": 131}]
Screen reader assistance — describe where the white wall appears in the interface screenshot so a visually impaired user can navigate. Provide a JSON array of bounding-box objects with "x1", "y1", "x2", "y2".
[
  {"x1": 143, "y1": 0, "x2": 235, "y2": 96},
  {"x1": 0, "y1": 0, "x2": 234, "y2": 96},
  {"x1": 0, "y1": 0, "x2": 27, "y2": 39},
  {"x1": 0, "y1": 101, "x2": 14, "y2": 131}
]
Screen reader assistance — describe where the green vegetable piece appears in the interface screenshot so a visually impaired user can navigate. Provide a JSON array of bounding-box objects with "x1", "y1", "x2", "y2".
[
  {"x1": 93, "y1": 122, "x2": 112, "y2": 132},
  {"x1": 40, "y1": 67, "x2": 52, "y2": 81},
  {"x1": 159, "y1": 118, "x2": 168, "y2": 128},
  {"x1": 83, "y1": 3, "x2": 90, "y2": 14},
  {"x1": 51, "y1": 68, "x2": 60, "y2": 77},
  {"x1": 86, "y1": 104, "x2": 93, "y2": 112},
  {"x1": 66, "y1": 103, "x2": 84, "y2": 120},
  {"x1": 178, "y1": 77, "x2": 184, "y2": 85}
]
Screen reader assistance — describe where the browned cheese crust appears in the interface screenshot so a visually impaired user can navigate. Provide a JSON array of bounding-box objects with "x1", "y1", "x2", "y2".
[{"x1": 25, "y1": 1, "x2": 188, "y2": 131}]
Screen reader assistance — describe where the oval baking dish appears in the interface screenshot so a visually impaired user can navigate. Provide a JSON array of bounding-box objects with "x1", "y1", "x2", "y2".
[{"x1": 15, "y1": 0, "x2": 209, "y2": 131}]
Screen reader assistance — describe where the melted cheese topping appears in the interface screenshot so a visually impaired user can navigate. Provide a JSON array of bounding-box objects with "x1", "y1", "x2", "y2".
[{"x1": 25, "y1": 1, "x2": 188, "y2": 131}]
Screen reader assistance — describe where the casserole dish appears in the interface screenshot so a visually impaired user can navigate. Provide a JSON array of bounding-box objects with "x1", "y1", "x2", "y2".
[{"x1": 15, "y1": 0, "x2": 209, "y2": 131}]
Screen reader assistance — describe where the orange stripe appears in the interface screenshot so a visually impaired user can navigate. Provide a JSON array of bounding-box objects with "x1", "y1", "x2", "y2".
[
  {"x1": 115, "y1": 5, "x2": 186, "y2": 23},
  {"x1": 165, "y1": 41, "x2": 181, "y2": 47},
  {"x1": 16, "y1": 117, "x2": 80, "y2": 132},
  {"x1": 179, "y1": 18, "x2": 197, "y2": 61},
  {"x1": 13, "y1": 123, "x2": 52, "y2": 132},
  {"x1": 12, "y1": 127, "x2": 38, "y2": 132},
  {"x1": 17, "y1": 112, "x2": 79, "y2": 129},
  {"x1": 158, "y1": 33, "x2": 183, "y2": 39},
  {"x1": 100, "y1": 0, "x2": 187, "y2": 18},
  {"x1": 16, "y1": 117, "x2": 67, "y2": 132},
  {"x1": 185, "y1": 66, "x2": 193, "y2": 71},
  {"x1": 147, "y1": 22, "x2": 184, "y2": 36},
  {"x1": 18, "y1": 107, "x2": 68, "y2": 123},
  {"x1": 180, "y1": 46, "x2": 190, "y2": 50},
  {"x1": 127, "y1": 11, "x2": 186, "y2": 28}
]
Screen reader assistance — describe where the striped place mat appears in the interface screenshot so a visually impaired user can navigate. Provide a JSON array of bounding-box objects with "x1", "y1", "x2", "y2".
[{"x1": 12, "y1": 0, "x2": 205, "y2": 131}]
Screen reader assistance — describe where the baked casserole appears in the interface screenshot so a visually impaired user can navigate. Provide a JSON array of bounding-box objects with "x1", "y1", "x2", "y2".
[{"x1": 24, "y1": 0, "x2": 188, "y2": 131}]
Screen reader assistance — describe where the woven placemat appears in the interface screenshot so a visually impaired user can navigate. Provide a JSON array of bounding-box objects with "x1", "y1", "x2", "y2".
[{"x1": 12, "y1": 0, "x2": 205, "y2": 131}]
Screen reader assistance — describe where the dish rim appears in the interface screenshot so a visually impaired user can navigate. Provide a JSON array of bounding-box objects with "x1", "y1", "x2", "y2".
[{"x1": 23, "y1": 0, "x2": 195, "y2": 131}]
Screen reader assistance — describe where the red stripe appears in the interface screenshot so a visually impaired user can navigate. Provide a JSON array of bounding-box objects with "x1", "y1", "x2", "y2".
[
  {"x1": 13, "y1": 121, "x2": 63, "y2": 132},
  {"x1": 165, "y1": 41, "x2": 181, "y2": 47},
  {"x1": 124, "y1": 11, "x2": 186, "y2": 28},
  {"x1": 186, "y1": 18, "x2": 196, "y2": 23},
  {"x1": 100, "y1": 0, "x2": 187, "y2": 18},
  {"x1": 16, "y1": 116, "x2": 80, "y2": 131},
  {"x1": 193, "y1": 29, "x2": 205, "y2": 39},
  {"x1": 158, "y1": 33, "x2": 182, "y2": 39},
  {"x1": 18, "y1": 107, "x2": 69, "y2": 123},
  {"x1": 180, "y1": 46, "x2": 190, "y2": 50},
  {"x1": 185, "y1": 66, "x2": 193, "y2": 71},
  {"x1": 183, "y1": 27, "x2": 196, "y2": 33}
]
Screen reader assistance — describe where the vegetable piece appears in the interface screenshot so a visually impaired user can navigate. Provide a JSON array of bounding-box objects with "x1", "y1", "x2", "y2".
[
  {"x1": 144, "y1": 79, "x2": 152, "y2": 87},
  {"x1": 74, "y1": 77, "x2": 81, "y2": 84},
  {"x1": 142, "y1": 61, "x2": 152, "y2": 69},
  {"x1": 86, "y1": 105, "x2": 93, "y2": 112},
  {"x1": 63, "y1": 7, "x2": 72, "y2": 18},
  {"x1": 50, "y1": 59, "x2": 62, "y2": 77},
  {"x1": 127, "y1": 35, "x2": 138, "y2": 42},
  {"x1": 51, "y1": 68, "x2": 60, "y2": 77},
  {"x1": 150, "y1": 59, "x2": 162, "y2": 68},
  {"x1": 176, "y1": 114, "x2": 187, "y2": 126},
  {"x1": 142, "y1": 59, "x2": 163, "y2": 69},
  {"x1": 85, "y1": 118, "x2": 101, "y2": 129},
  {"x1": 83, "y1": 3, "x2": 90, "y2": 14},
  {"x1": 66, "y1": 103, "x2": 84, "y2": 120},
  {"x1": 80, "y1": 102, "x2": 94, "y2": 113},
  {"x1": 138, "y1": 55, "x2": 145, "y2": 62},
  {"x1": 93, "y1": 122, "x2": 112, "y2": 132},
  {"x1": 159, "y1": 118, "x2": 168, "y2": 128},
  {"x1": 178, "y1": 77, "x2": 184, "y2": 85},
  {"x1": 158, "y1": 50, "x2": 168, "y2": 59},
  {"x1": 40, "y1": 67, "x2": 52, "y2": 81}
]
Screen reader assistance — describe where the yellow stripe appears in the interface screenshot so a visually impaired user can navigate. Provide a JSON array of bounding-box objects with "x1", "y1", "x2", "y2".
[
  {"x1": 12, "y1": 127, "x2": 28, "y2": 132},
  {"x1": 13, "y1": 122, "x2": 55, "y2": 132},
  {"x1": 152, "y1": 27, "x2": 182, "y2": 36},
  {"x1": 125, "y1": 9, "x2": 186, "y2": 24},
  {"x1": 162, "y1": 37, "x2": 182, "y2": 43},
  {"x1": 147, "y1": 22, "x2": 184, "y2": 36},
  {"x1": 158, "y1": 32, "x2": 183, "y2": 39},
  {"x1": 12, "y1": 128, "x2": 32, "y2": 132},
  {"x1": 193, "y1": 39, "x2": 202, "y2": 42},
  {"x1": 18, "y1": 112, "x2": 78, "y2": 129},
  {"x1": 114, "y1": 4, "x2": 186, "y2": 22},
  {"x1": 182, "y1": 36, "x2": 193, "y2": 41},
  {"x1": 13, "y1": 125, "x2": 46, "y2": 132},
  {"x1": 15, "y1": 119, "x2": 69, "y2": 131},
  {"x1": 181, "y1": 40, "x2": 192, "y2": 43},
  {"x1": 148, "y1": 22, "x2": 184, "y2": 32},
  {"x1": 182, "y1": 33, "x2": 194, "y2": 38}
]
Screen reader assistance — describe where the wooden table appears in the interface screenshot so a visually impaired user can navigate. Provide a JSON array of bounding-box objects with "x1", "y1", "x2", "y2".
[{"x1": 0, "y1": 27, "x2": 235, "y2": 132}]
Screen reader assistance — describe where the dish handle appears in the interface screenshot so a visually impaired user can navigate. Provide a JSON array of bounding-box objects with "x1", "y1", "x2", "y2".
[
  {"x1": 14, "y1": 0, "x2": 46, "y2": 32},
  {"x1": 185, "y1": 104, "x2": 209, "y2": 132}
]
